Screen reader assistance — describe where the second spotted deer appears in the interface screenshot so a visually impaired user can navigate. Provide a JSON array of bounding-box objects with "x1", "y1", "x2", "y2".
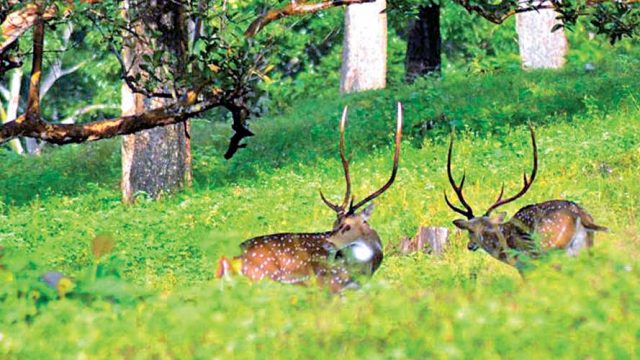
[
  {"x1": 217, "y1": 104, "x2": 403, "y2": 291},
  {"x1": 444, "y1": 126, "x2": 607, "y2": 269}
]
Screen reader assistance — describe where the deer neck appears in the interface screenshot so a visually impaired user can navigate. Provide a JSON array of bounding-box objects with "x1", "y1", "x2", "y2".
[
  {"x1": 481, "y1": 220, "x2": 538, "y2": 266},
  {"x1": 328, "y1": 228, "x2": 384, "y2": 275}
]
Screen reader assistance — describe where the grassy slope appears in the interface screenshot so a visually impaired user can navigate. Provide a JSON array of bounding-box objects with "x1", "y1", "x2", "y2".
[{"x1": 1, "y1": 56, "x2": 639, "y2": 358}]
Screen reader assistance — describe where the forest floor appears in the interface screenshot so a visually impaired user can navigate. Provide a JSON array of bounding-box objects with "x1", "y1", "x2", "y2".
[{"x1": 1, "y1": 55, "x2": 639, "y2": 358}]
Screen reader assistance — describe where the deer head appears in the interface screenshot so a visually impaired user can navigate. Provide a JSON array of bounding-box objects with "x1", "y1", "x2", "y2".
[{"x1": 444, "y1": 126, "x2": 538, "y2": 262}]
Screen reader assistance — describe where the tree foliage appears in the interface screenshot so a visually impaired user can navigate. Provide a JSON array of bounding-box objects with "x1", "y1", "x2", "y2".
[
  {"x1": 453, "y1": 0, "x2": 640, "y2": 44},
  {"x1": 0, "y1": 0, "x2": 372, "y2": 157}
]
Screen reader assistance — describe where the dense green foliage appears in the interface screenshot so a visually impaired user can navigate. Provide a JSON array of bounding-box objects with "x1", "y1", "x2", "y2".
[{"x1": 1, "y1": 51, "x2": 639, "y2": 357}]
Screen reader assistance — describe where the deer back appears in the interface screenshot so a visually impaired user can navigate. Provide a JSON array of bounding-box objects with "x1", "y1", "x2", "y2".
[{"x1": 237, "y1": 232, "x2": 341, "y2": 283}]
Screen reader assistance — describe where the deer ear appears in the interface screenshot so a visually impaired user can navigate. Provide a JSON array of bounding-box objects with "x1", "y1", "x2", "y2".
[
  {"x1": 489, "y1": 212, "x2": 507, "y2": 224},
  {"x1": 360, "y1": 203, "x2": 375, "y2": 221},
  {"x1": 453, "y1": 219, "x2": 469, "y2": 230}
]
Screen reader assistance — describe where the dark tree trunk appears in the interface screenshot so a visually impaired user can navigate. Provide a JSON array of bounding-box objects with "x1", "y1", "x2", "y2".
[
  {"x1": 405, "y1": 4, "x2": 441, "y2": 83},
  {"x1": 121, "y1": 0, "x2": 192, "y2": 203}
]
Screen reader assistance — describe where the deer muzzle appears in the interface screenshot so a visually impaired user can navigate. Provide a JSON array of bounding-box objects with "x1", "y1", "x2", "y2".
[{"x1": 467, "y1": 241, "x2": 480, "y2": 251}]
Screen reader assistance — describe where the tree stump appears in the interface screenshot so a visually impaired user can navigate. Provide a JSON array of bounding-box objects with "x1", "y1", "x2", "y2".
[{"x1": 399, "y1": 226, "x2": 449, "y2": 256}]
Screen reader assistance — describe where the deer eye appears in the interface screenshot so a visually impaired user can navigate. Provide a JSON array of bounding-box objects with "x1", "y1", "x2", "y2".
[{"x1": 341, "y1": 225, "x2": 351, "y2": 233}]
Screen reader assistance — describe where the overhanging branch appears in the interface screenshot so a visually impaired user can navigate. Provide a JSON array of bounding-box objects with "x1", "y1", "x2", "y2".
[
  {"x1": 456, "y1": 0, "x2": 640, "y2": 24},
  {"x1": 0, "y1": 96, "x2": 222, "y2": 145},
  {"x1": 245, "y1": 0, "x2": 376, "y2": 37},
  {"x1": 0, "y1": 3, "x2": 58, "y2": 54},
  {"x1": 223, "y1": 103, "x2": 254, "y2": 159}
]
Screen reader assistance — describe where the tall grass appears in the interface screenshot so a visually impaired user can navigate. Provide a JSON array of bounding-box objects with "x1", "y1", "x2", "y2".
[{"x1": 0, "y1": 55, "x2": 639, "y2": 358}]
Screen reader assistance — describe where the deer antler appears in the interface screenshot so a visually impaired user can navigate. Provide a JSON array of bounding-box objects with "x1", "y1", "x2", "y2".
[
  {"x1": 484, "y1": 125, "x2": 538, "y2": 215},
  {"x1": 320, "y1": 106, "x2": 352, "y2": 215},
  {"x1": 350, "y1": 102, "x2": 403, "y2": 212},
  {"x1": 444, "y1": 133, "x2": 475, "y2": 219}
]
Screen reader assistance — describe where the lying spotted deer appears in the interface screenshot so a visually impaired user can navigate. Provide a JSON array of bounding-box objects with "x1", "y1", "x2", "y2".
[
  {"x1": 444, "y1": 126, "x2": 607, "y2": 269},
  {"x1": 216, "y1": 103, "x2": 403, "y2": 291}
]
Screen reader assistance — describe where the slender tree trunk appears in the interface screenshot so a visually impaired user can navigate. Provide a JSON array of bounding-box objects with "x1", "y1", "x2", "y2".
[
  {"x1": 2, "y1": 69, "x2": 24, "y2": 154},
  {"x1": 340, "y1": 0, "x2": 387, "y2": 93},
  {"x1": 516, "y1": 1, "x2": 568, "y2": 69},
  {"x1": 121, "y1": 0, "x2": 191, "y2": 203},
  {"x1": 405, "y1": 3, "x2": 441, "y2": 82},
  {"x1": 22, "y1": 23, "x2": 79, "y2": 155}
]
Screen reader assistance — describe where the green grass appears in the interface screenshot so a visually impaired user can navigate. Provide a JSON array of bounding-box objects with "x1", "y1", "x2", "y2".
[{"x1": 1, "y1": 55, "x2": 640, "y2": 358}]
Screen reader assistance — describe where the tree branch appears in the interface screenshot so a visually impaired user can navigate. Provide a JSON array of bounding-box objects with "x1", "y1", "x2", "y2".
[
  {"x1": 40, "y1": 59, "x2": 89, "y2": 98},
  {"x1": 0, "y1": 84, "x2": 9, "y2": 101},
  {"x1": 223, "y1": 103, "x2": 254, "y2": 159},
  {"x1": 39, "y1": 23, "x2": 83, "y2": 97},
  {"x1": 60, "y1": 104, "x2": 118, "y2": 124},
  {"x1": 0, "y1": 3, "x2": 58, "y2": 55},
  {"x1": 456, "y1": 0, "x2": 640, "y2": 24},
  {"x1": 0, "y1": 96, "x2": 221, "y2": 145},
  {"x1": 245, "y1": 0, "x2": 376, "y2": 37}
]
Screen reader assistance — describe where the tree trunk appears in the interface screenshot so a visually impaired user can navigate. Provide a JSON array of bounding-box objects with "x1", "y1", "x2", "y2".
[
  {"x1": 405, "y1": 4, "x2": 441, "y2": 83},
  {"x1": 120, "y1": 0, "x2": 191, "y2": 203},
  {"x1": 515, "y1": 1, "x2": 568, "y2": 69},
  {"x1": 3, "y1": 69, "x2": 24, "y2": 154},
  {"x1": 340, "y1": 0, "x2": 387, "y2": 93}
]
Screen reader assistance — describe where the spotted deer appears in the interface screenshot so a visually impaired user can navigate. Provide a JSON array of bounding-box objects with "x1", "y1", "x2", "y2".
[
  {"x1": 444, "y1": 126, "x2": 607, "y2": 269},
  {"x1": 216, "y1": 103, "x2": 403, "y2": 291}
]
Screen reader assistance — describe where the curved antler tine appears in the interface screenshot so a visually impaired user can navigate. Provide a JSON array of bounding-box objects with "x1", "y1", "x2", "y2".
[
  {"x1": 350, "y1": 102, "x2": 403, "y2": 212},
  {"x1": 444, "y1": 132, "x2": 475, "y2": 219},
  {"x1": 339, "y1": 106, "x2": 352, "y2": 210},
  {"x1": 495, "y1": 183, "x2": 505, "y2": 202},
  {"x1": 319, "y1": 106, "x2": 353, "y2": 215},
  {"x1": 485, "y1": 125, "x2": 538, "y2": 215},
  {"x1": 443, "y1": 191, "x2": 473, "y2": 218},
  {"x1": 529, "y1": 124, "x2": 538, "y2": 183},
  {"x1": 319, "y1": 190, "x2": 343, "y2": 213}
]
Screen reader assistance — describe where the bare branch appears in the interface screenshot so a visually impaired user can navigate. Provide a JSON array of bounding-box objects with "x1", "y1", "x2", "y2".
[
  {"x1": 60, "y1": 104, "x2": 118, "y2": 124},
  {"x1": 40, "y1": 59, "x2": 89, "y2": 98},
  {"x1": 245, "y1": 0, "x2": 376, "y2": 37},
  {"x1": 224, "y1": 107, "x2": 254, "y2": 159},
  {"x1": 0, "y1": 84, "x2": 9, "y2": 101}
]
